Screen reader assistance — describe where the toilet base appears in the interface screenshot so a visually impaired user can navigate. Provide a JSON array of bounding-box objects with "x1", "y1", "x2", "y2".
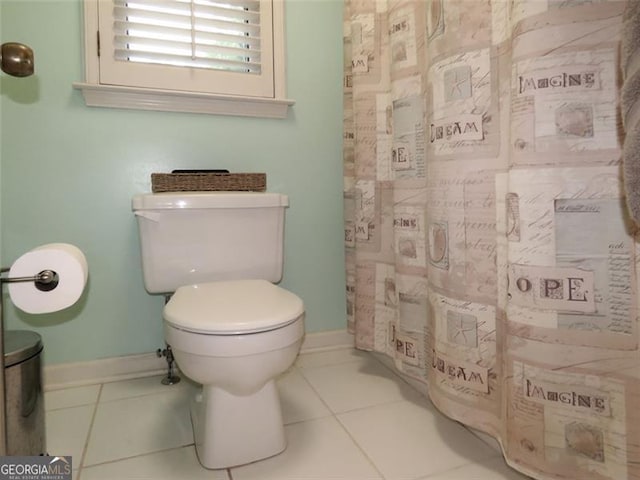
[{"x1": 191, "y1": 380, "x2": 287, "y2": 469}]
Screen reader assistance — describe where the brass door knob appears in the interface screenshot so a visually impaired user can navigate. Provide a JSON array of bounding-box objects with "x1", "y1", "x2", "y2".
[{"x1": 1, "y1": 42, "x2": 34, "y2": 77}]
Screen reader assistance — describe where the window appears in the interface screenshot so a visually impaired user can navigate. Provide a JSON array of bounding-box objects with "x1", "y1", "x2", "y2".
[{"x1": 74, "y1": 0, "x2": 293, "y2": 118}]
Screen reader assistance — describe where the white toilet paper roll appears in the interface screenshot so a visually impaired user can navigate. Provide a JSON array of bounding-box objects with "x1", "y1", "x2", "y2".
[{"x1": 7, "y1": 243, "x2": 88, "y2": 314}]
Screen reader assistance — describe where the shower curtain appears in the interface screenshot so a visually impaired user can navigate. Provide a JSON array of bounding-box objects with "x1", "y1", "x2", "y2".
[{"x1": 343, "y1": 1, "x2": 640, "y2": 479}]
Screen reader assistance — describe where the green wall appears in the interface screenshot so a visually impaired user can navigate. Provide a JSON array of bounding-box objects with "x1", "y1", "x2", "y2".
[{"x1": 0, "y1": 0, "x2": 346, "y2": 365}]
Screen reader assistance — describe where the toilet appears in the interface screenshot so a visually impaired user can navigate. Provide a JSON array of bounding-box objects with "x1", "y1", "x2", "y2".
[{"x1": 131, "y1": 191, "x2": 305, "y2": 469}]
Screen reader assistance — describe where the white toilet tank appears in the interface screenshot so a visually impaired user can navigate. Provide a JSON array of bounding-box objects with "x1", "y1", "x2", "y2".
[{"x1": 132, "y1": 192, "x2": 289, "y2": 294}]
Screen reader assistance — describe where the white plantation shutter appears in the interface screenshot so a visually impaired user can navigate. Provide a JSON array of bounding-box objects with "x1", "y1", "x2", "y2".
[
  {"x1": 96, "y1": 0, "x2": 275, "y2": 97},
  {"x1": 112, "y1": 0, "x2": 262, "y2": 73}
]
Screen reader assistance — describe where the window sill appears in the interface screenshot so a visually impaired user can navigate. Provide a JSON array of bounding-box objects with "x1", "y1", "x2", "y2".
[{"x1": 72, "y1": 82, "x2": 295, "y2": 119}]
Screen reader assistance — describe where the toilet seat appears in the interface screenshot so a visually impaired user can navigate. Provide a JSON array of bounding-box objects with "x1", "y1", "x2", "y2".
[{"x1": 164, "y1": 279, "x2": 304, "y2": 335}]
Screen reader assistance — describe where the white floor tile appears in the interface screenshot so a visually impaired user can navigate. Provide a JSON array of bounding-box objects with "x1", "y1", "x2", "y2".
[
  {"x1": 338, "y1": 399, "x2": 499, "y2": 480},
  {"x1": 45, "y1": 385, "x2": 100, "y2": 411},
  {"x1": 100, "y1": 375, "x2": 197, "y2": 403},
  {"x1": 83, "y1": 388, "x2": 194, "y2": 466},
  {"x1": 42, "y1": 349, "x2": 533, "y2": 480},
  {"x1": 300, "y1": 356, "x2": 420, "y2": 413},
  {"x1": 230, "y1": 416, "x2": 382, "y2": 480},
  {"x1": 45, "y1": 404, "x2": 94, "y2": 463},
  {"x1": 416, "y1": 456, "x2": 533, "y2": 480},
  {"x1": 82, "y1": 446, "x2": 230, "y2": 480},
  {"x1": 277, "y1": 369, "x2": 332, "y2": 424},
  {"x1": 466, "y1": 426, "x2": 502, "y2": 453}
]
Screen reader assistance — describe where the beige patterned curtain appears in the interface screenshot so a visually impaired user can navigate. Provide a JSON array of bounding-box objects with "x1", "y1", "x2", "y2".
[{"x1": 343, "y1": 1, "x2": 640, "y2": 479}]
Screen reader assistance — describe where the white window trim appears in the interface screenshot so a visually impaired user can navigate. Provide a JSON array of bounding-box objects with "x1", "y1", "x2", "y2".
[{"x1": 73, "y1": 0, "x2": 294, "y2": 118}]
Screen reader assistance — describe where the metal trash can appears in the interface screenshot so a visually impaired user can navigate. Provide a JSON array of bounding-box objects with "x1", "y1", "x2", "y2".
[{"x1": 5, "y1": 330, "x2": 45, "y2": 456}]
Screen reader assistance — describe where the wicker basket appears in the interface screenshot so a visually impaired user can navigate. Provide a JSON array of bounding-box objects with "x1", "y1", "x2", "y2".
[{"x1": 151, "y1": 172, "x2": 266, "y2": 193}]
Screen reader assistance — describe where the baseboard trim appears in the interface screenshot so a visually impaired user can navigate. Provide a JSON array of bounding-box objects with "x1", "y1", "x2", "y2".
[
  {"x1": 43, "y1": 353, "x2": 168, "y2": 391},
  {"x1": 44, "y1": 329, "x2": 354, "y2": 391},
  {"x1": 300, "y1": 329, "x2": 354, "y2": 353}
]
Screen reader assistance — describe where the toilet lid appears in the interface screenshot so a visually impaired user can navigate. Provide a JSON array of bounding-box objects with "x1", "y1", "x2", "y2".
[{"x1": 163, "y1": 279, "x2": 304, "y2": 334}]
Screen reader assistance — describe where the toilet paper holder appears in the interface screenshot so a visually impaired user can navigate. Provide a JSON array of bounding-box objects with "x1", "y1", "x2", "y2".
[{"x1": 0, "y1": 268, "x2": 59, "y2": 292}]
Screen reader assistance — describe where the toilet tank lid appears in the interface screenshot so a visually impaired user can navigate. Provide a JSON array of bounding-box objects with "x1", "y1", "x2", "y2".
[{"x1": 132, "y1": 192, "x2": 289, "y2": 211}]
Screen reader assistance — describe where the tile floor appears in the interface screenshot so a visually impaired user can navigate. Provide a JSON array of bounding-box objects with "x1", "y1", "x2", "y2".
[{"x1": 44, "y1": 348, "x2": 532, "y2": 480}]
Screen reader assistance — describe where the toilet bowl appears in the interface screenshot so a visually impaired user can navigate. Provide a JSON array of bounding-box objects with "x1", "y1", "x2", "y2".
[
  {"x1": 162, "y1": 279, "x2": 304, "y2": 469},
  {"x1": 132, "y1": 192, "x2": 306, "y2": 469}
]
